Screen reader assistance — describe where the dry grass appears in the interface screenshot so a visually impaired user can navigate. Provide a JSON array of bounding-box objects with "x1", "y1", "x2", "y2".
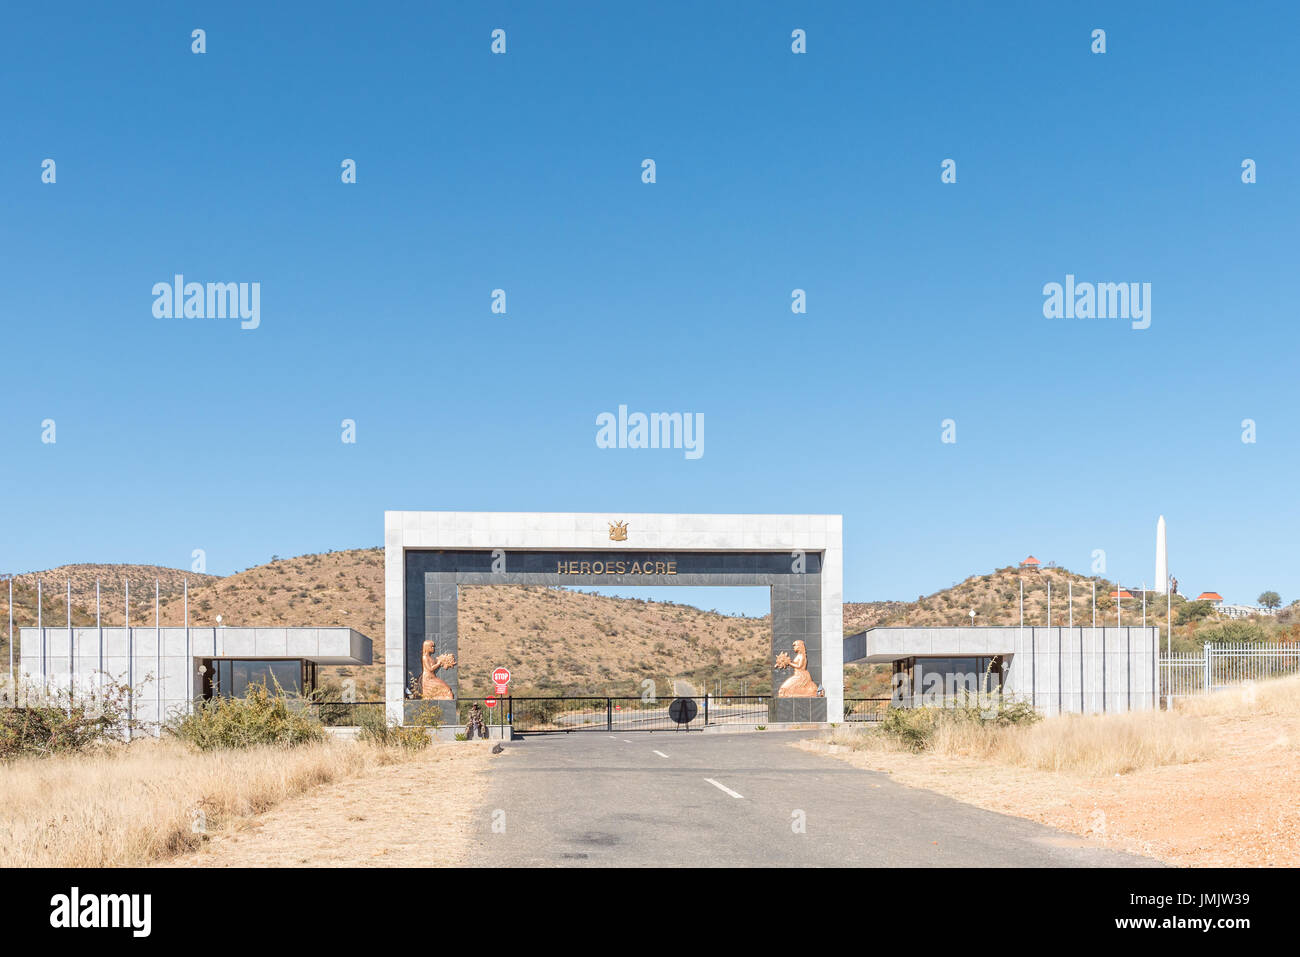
[
  {"x1": 808, "y1": 673, "x2": 1300, "y2": 866},
  {"x1": 828, "y1": 709, "x2": 1216, "y2": 777},
  {"x1": 0, "y1": 737, "x2": 418, "y2": 867},
  {"x1": 172, "y1": 741, "x2": 496, "y2": 868},
  {"x1": 995, "y1": 711, "x2": 1214, "y2": 774},
  {"x1": 1175, "y1": 672, "x2": 1300, "y2": 716}
]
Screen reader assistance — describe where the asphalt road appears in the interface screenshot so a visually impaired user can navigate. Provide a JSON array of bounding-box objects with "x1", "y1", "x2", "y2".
[{"x1": 473, "y1": 731, "x2": 1159, "y2": 867}]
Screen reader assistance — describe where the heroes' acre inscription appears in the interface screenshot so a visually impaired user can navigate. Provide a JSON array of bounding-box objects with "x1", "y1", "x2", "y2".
[
  {"x1": 555, "y1": 559, "x2": 678, "y2": 575},
  {"x1": 384, "y1": 511, "x2": 844, "y2": 725}
]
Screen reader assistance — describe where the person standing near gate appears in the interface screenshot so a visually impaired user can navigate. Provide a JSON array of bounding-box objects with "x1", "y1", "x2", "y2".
[{"x1": 465, "y1": 702, "x2": 489, "y2": 739}]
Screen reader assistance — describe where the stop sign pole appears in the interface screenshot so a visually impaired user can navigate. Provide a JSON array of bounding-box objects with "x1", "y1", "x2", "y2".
[{"x1": 492, "y1": 667, "x2": 511, "y2": 732}]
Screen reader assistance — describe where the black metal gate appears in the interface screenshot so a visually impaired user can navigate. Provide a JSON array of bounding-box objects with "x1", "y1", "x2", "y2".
[{"x1": 503, "y1": 696, "x2": 769, "y2": 733}]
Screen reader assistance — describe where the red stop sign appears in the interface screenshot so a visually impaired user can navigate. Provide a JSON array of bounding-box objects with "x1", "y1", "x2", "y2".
[
  {"x1": 485, "y1": 697, "x2": 497, "y2": 708},
  {"x1": 492, "y1": 667, "x2": 511, "y2": 685}
]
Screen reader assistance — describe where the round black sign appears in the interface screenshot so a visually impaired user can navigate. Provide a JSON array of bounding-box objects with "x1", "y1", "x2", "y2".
[{"x1": 668, "y1": 697, "x2": 698, "y2": 724}]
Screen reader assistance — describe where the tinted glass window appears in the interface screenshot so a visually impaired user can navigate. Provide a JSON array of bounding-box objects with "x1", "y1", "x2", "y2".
[
  {"x1": 210, "y1": 659, "x2": 307, "y2": 698},
  {"x1": 911, "y1": 656, "x2": 1004, "y2": 701}
]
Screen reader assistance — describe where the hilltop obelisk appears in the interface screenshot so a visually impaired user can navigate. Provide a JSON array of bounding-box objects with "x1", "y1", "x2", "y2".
[{"x1": 1155, "y1": 515, "x2": 1168, "y2": 594}]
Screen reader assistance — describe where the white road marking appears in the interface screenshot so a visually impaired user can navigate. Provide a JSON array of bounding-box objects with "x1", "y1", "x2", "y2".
[
  {"x1": 704, "y1": 777, "x2": 744, "y2": 799},
  {"x1": 653, "y1": 750, "x2": 669, "y2": 758}
]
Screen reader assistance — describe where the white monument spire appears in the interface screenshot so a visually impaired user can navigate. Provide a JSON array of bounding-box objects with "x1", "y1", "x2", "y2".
[{"x1": 1155, "y1": 515, "x2": 1168, "y2": 595}]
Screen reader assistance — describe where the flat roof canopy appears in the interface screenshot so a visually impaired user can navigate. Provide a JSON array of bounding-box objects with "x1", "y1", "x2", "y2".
[
  {"x1": 844, "y1": 627, "x2": 1016, "y2": 664},
  {"x1": 207, "y1": 627, "x2": 374, "y2": 665},
  {"x1": 21, "y1": 625, "x2": 374, "y2": 666}
]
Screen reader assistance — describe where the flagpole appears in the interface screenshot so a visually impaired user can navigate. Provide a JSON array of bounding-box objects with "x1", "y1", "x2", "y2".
[
  {"x1": 1019, "y1": 578, "x2": 1024, "y2": 630},
  {"x1": 96, "y1": 580, "x2": 102, "y2": 688},
  {"x1": 37, "y1": 579, "x2": 43, "y2": 682},
  {"x1": 184, "y1": 578, "x2": 191, "y2": 711},
  {"x1": 67, "y1": 579, "x2": 73, "y2": 707},
  {"x1": 125, "y1": 579, "x2": 132, "y2": 743},
  {"x1": 155, "y1": 579, "x2": 161, "y2": 734},
  {"x1": 1049, "y1": 580, "x2": 1059, "y2": 713}
]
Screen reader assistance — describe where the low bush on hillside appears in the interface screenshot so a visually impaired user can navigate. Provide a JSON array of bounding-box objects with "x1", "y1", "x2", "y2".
[
  {"x1": 167, "y1": 683, "x2": 324, "y2": 751},
  {"x1": 1178, "y1": 600, "x2": 1214, "y2": 624},
  {"x1": 1194, "y1": 621, "x2": 1272, "y2": 644}
]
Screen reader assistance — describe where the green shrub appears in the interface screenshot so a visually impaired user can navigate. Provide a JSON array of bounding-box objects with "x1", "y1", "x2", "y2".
[
  {"x1": 1178, "y1": 600, "x2": 1214, "y2": 625},
  {"x1": 1197, "y1": 621, "x2": 1271, "y2": 644},
  {"x1": 879, "y1": 697, "x2": 1040, "y2": 752},
  {"x1": 167, "y1": 683, "x2": 324, "y2": 751},
  {"x1": 356, "y1": 705, "x2": 435, "y2": 750},
  {"x1": 987, "y1": 697, "x2": 1041, "y2": 726},
  {"x1": 879, "y1": 707, "x2": 941, "y2": 751}
]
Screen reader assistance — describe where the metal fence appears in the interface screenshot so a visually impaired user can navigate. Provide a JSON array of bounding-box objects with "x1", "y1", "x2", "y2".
[
  {"x1": 1160, "y1": 642, "x2": 1300, "y2": 701},
  {"x1": 307, "y1": 700, "x2": 385, "y2": 727},
  {"x1": 310, "y1": 696, "x2": 896, "y2": 729},
  {"x1": 506, "y1": 695, "x2": 769, "y2": 733},
  {"x1": 842, "y1": 697, "x2": 890, "y2": 722},
  {"x1": 304, "y1": 696, "x2": 771, "y2": 731},
  {"x1": 1160, "y1": 653, "x2": 1207, "y2": 699}
]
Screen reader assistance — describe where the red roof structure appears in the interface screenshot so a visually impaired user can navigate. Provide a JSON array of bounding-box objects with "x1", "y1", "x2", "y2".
[
  {"x1": 1020, "y1": 555, "x2": 1041, "y2": 567},
  {"x1": 1197, "y1": 592, "x2": 1224, "y2": 602},
  {"x1": 1110, "y1": 590, "x2": 1134, "y2": 600}
]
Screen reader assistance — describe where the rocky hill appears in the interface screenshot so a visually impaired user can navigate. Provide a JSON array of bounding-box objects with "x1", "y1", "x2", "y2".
[
  {"x1": 846, "y1": 563, "x2": 1160, "y2": 632},
  {"x1": 5, "y1": 564, "x2": 216, "y2": 624}
]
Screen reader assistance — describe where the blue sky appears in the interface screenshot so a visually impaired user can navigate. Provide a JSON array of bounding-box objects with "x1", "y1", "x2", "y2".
[{"x1": 3, "y1": 2, "x2": 1297, "y2": 616}]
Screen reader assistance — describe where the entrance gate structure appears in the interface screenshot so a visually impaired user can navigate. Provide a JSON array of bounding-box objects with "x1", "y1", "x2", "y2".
[{"x1": 384, "y1": 512, "x2": 844, "y2": 726}]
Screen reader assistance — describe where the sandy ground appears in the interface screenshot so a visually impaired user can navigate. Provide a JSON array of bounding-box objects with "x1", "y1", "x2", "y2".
[
  {"x1": 168, "y1": 742, "x2": 496, "y2": 868},
  {"x1": 799, "y1": 711, "x2": 1300, "y2": 867}
]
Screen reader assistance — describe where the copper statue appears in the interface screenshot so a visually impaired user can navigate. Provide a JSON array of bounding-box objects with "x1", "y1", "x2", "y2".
[
  {"x1": 421, "y1": 640, "x2": 456, "y2": 700},
  {"x1": 775, "y1": 640, "x2": 823, "y2": 698}
]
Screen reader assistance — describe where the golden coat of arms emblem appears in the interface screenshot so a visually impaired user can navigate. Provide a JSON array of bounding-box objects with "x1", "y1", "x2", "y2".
[{"x1": 608, "y1": 520, "x2": 628, "y2": 541}]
